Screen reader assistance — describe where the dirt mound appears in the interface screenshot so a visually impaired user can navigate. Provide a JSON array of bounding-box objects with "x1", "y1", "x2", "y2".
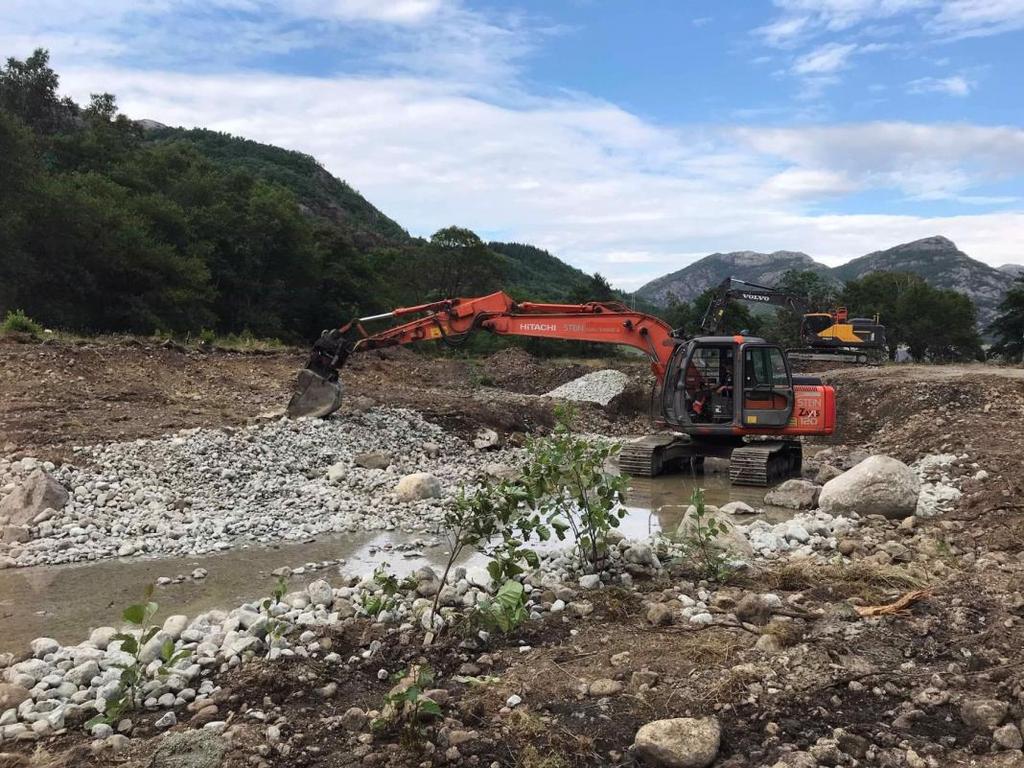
[{"x1": 481, "y1": 347, "x2": 590, "y2": 395}]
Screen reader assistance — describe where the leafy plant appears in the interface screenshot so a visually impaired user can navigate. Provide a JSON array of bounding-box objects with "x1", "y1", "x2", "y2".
[
  {"x1": 86, "y1": 584, "x2": 190, "y2": 727},
  {"x1": 469, "y1": 579, "x2": 528, "y2": 635},
  {"x1": 521, "y1": 405, "x2": 627, "y2": 567},
  {"x1": 428, "y1": 477, "x2": 547, "y2": 638},
  {"x1": 260, "y1": 574, "x2": 290, "y2": 651},
  {"x1": 679, "y1": 487, "x2": 731, "y2": 582},
  {"x1": 372, "y1": 665, "x2": 442, "y2": 748},
  {"x1": 359, "y1": 563, "x2": 410, "y2": 618},
  {"x1": 1, "y1": 309, "x2": 43, "y2": 336}
]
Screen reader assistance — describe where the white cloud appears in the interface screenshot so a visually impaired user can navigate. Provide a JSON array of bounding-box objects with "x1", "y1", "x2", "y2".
[
  {"x1": 761, "y1": 0, "x2": 1024, "y2": 46},
  {"x1": 792, "y1": 42, "x2": 858, "y2": 74},
  {"x1": 51, "y1": 67, "x2": 1024, "y2": 288},
  {"x1": 759, "y1": 168, "x2": 859, "y2": 199},
  {"x1": 907, "y1": 74, "x2": 973, "y2": 95},
  {"x1": 8, "y1": 1, "x2": 1024, "y2": 289},
  {"x1": 286, "y1": 0, "x2": 446, "y2": 24},
  {"x1": 930, "y1": 0, "x2": 1024, "y2": 37},
  {"x1": 755, "y1": 15, "x2": 811, "y2": 46},
  {"x1": 737, "y1": 122, "x2": 1024, "y2": 200},
  {"x1": 772, "y1": 0, "x2": 933, "y2": 31}
]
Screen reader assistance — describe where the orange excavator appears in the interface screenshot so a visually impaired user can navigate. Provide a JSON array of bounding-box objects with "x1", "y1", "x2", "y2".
[{"x1": 288, "y1": 291, "x2": 836, "y2": 485}]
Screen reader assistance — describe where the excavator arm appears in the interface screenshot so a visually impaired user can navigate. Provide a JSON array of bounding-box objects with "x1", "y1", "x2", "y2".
[
  {"x1": 288, "y1": 291, "x2": 678, "y2": 418},
  {"x1": 700, "y1": 277, "x2": 809, "y2": 335}
]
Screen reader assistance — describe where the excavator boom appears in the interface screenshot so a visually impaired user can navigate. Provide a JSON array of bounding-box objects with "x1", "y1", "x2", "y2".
[{"x1": 287, "y1": 291, "x2": 677, "y2": 418}]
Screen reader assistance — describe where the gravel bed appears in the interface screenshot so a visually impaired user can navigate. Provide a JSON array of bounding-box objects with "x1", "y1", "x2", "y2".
[{"x1": 0, "y1": 409, "x2": 520, "y2": 568}]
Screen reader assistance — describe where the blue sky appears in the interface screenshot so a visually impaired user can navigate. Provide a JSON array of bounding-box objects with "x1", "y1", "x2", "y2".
[{"x1": 4, "y1": 0, "x2": 1024, "y2": 288}]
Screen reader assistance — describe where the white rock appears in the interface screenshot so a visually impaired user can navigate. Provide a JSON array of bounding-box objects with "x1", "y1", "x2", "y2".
[
  {"x1": 306, "y1": 579, "x2": 334, "y2": 606},
  {"x1": 162, "y1": 615, "x2": 189, "y2": 641},
  {"x1": 0, "y1": 470, "x2": 69, "y2": 526},
  {"x1": 89, "y1": 627, "x2": 118, "y2": 650},
  {"x1": 30, "y1": 638, "x2": 59, "y2": 658},
  {"x1": 633, "y1": 716, "x2": 721, "y2": 768},
  {"x1": 579, "y1": 574, "x2": 601, "y2": 590},
  {"x1": 546, "y1": 370, "x2": 628, "y2": 406},
  {"x1": 394, "y1": 473, "x2": 442, "y2": 502},
  {"x1": 819, "y1": 455, "x2": 920, "y2": 519},
  {"x1": 719, "y1": 501, "x2": 757, "y2": 515},
  {"x1": 764, "y1": 479, "x2": 820, "y2": 510}
]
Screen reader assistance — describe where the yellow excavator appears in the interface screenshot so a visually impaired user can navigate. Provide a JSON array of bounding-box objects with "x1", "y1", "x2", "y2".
[{"x1": 701, "y1": 277, "x2": 885, "y2": 364}]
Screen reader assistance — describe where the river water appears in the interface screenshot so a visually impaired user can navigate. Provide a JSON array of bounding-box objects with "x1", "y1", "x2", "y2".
[{"x1": 0, "y1": 469, "x2": 789, "y2": 654}]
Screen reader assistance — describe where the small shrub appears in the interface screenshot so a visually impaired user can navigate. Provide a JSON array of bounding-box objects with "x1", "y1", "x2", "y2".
[
  {"x1": 372, "y1": 665, "x2": 442, "y2": 748},
  {"x1": 198, "y1": 328, "x2": 216, "y2": 345},
  {"x1": 521, "y1": 405, "x2": 627, "y2": 567},
  {"x1": 679, "y1": 487, "x2": 731, "y2": 582},
  {"x1": 260, "y1": 575, "x2": 290, "y2": 652},
  {"x1": 468, "y1": 579, "x2": 527, "y2": 635},
  {"x1": 359, "y1": 563, "x2": 412, "y2": 617},
  {"x1": 86, "y1": 584, "x2": 190, "y2": 727},
  {"x1": 2, "y1": 309, "x2": 43, "y2": 336}
]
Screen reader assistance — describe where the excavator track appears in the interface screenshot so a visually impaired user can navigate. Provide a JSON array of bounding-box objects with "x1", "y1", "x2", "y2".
[
  {"x1": 728, "y1": 442, "x2": 802, "y2": 486},
  {"x1": 618, "y1": 434, "x2": 695, "y2": 477}
]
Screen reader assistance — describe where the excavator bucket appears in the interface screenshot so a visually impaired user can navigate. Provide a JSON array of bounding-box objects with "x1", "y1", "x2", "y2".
[{"x1": 286, "y1": 368, "x2": 344, "y2": 419}]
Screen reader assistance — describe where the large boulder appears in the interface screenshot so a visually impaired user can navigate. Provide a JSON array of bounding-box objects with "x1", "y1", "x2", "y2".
[
  {"x1": 395, "y1": 473, "x2": 442, "y2": 502},
  {"x1": 0, "y1": 470, "x2": 68, "y2": 526},
  {"x1": 633, "y1": 716, "x2": 721, "y2": 768},
  {"x1": 818, "y1": 455, "x2": 919, "y2": 519},
  {"x1": 763, "y1": 479, "x2": 820, "y2": 510}
]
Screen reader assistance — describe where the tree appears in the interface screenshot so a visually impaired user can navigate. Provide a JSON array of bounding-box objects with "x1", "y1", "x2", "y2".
[
  {"x1": 420, "y1": 226, "x2": 504, "y2": 299},
  {"x1": 570, "y1": 273, "x2": 614, "y2": 303},
  {"x1": 0, "y1": 110, "x2": 37, "y2": 312},
  {"x1": 988, "y1": 276, "x2": 1024, "y2": 362},
  {"x1": 842, "y1": 272, "x2": 981, "y2": 361},
  {"x1": 0, "y1": 49, "x2": 76, "y2": 134},
  {"x1": 662, "y1": 293, "x2": 696, "y2": 334}
]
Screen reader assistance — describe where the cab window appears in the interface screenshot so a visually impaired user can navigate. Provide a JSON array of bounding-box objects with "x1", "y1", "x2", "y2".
[
  {"x1": 768, "y1": 348, "x2": 788, "y2": 385},
  {"x1": 744, "y1": 347, "x2": 789, "y2": 388}
]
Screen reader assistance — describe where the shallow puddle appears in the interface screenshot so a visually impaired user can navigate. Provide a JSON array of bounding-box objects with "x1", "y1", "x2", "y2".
[{"x1": 0, "y1": 467, "x2": 789, "y2": 654}]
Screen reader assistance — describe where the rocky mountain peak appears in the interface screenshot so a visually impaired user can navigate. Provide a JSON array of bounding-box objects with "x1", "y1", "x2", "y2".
[{"x1": 878, "y1": 235, "x2": 958, "y2": 255}]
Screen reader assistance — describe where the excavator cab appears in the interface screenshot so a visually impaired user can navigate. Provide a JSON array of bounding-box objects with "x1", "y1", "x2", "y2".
[{"x1": 663, "y1": 336, "x2": 794, "y2": 433}]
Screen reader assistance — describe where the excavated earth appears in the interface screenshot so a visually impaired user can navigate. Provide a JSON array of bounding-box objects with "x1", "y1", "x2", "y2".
[{"x1": 2, "y1": 337, "x2": 1024, "y2": 768}]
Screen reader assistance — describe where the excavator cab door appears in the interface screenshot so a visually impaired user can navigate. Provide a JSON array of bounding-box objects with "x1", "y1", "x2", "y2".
[
  {"x1": 662, "y1": 339, "x2": 737, "y2": 429},
  {"x1": 739, "y1": 344, "x2": 794, "y2": 428}
]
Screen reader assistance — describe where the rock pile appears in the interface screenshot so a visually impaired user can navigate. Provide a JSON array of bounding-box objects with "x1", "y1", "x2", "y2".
[
  {"x1": 0, "y1": 409, "x2": 520, "y2": 568},
  {"x1": 545, "y1": 369, "x2": 629, "y2": 406}
]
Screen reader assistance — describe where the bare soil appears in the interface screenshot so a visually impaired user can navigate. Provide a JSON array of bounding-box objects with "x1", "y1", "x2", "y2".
[
  {"x1": 0, "y1": 338, "x2": 648, "y2": 462},
  {"x1": 3, "y1": 340, "x2": 1024, "y2": 768}
]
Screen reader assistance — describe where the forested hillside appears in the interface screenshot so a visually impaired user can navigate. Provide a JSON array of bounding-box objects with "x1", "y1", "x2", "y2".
[
  {"x1": 147, "y1": 127, "x2": 410, "y2": 246},
  {"x1": 0, "y1": 51, "x2": 611, "y2": 341}
]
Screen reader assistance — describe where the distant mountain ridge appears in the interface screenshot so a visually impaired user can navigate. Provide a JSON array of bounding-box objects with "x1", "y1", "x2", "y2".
[
  {"x1": 636, "y1": 236, "x2": 1015, "y2": 326},
  {"x1": 832, "y1": 236, "x2": 1010, "y2": 325}
]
